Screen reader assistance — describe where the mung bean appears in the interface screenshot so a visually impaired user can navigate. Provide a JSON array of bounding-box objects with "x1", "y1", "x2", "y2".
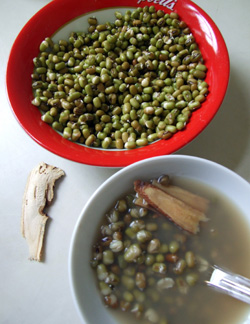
[
  {"x1": 110, "y1": 240, "x2": 124, "y2": 253},
  {"x1": 185, "y1": 251, "x2": 196, "y2": 268},
  {"x1": 186, "y1": 272, "x2": 199, "y2": 286},
  {"x1": 32, "y1": 7, "x2": 208, "y2": 150},
  {"x1": 103, "y1": 250, "x2": 114, "y2": 265},
  {"x1": 124, "y1": 244, "x2": 142, "y2": 262},
  {"x1": 147, "y1": 238, "x2": 161, "y2": 254}
]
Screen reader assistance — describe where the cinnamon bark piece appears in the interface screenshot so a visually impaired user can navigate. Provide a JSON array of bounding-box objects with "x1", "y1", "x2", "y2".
[
  {"x1": 21, "y1": 162, "x2": 65, "y2": 261},
  {"x1": 134, "y1": 180, "x2": 207, "y2": 234},
  {"x1": 151, "y1": 180, "x2": 209, "y2": 213}
]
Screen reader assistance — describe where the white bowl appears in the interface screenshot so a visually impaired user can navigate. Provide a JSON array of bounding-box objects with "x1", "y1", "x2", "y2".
[{"x1": 69, "y1": 155, "x2": 250, "y2": 324}]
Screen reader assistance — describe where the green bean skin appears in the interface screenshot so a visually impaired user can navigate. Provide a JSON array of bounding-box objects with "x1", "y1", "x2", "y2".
[{"x1": 32, "y1": 7, "x2": 208, "y2": 149}]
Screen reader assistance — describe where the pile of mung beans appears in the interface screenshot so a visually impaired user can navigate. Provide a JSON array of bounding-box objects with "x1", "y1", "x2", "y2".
[
  {"x1": 90, "y1": 175, "x2": 209, "y2": 324},
  {"x1": 31, "y1": 6, "x2": 208, "y2": 149}
]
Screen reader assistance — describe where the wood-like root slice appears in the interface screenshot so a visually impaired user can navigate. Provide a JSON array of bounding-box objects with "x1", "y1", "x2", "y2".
[
  {"x1": 21, "y1": 162, "x2": 65, "y2": 261},
  {"x1": 151, "y1": 180, "x2": 209, "y2": 213},
  {"x1": 134, "y1": 180, "x2": 207, "y2": 234}
]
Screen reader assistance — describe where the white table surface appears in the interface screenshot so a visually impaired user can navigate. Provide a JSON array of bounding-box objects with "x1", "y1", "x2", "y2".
[{"x1": 1, "y1": 0, "x2": 250, "y2": 323}]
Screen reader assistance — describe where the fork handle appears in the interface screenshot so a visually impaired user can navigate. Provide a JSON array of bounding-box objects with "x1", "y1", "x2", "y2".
[{"x1": 206, "y1": 266, "x2": 250, "y2": 304}]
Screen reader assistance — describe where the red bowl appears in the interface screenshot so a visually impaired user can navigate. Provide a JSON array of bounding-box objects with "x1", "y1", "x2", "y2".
[{"x1": 6, "y1": 0, "x2": 229, "y2": 167}]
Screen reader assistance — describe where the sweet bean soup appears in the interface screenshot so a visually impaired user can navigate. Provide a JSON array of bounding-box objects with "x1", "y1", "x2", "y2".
[{"x1": 90, "y1": 175, "x2": 250, "y2": 324}]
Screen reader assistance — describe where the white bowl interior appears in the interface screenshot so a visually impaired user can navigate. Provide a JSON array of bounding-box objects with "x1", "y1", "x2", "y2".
[
  {"x1": 53, "y1": 8, "x2": 131, "y2": 42},
  {"x1": 69, "y1": 155, "x2": 250, "y2": 323}
]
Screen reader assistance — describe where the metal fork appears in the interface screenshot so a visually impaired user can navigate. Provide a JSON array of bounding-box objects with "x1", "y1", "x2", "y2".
[{"x1": 206, "y1": 266, "x2": 250, "y2": 305}]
